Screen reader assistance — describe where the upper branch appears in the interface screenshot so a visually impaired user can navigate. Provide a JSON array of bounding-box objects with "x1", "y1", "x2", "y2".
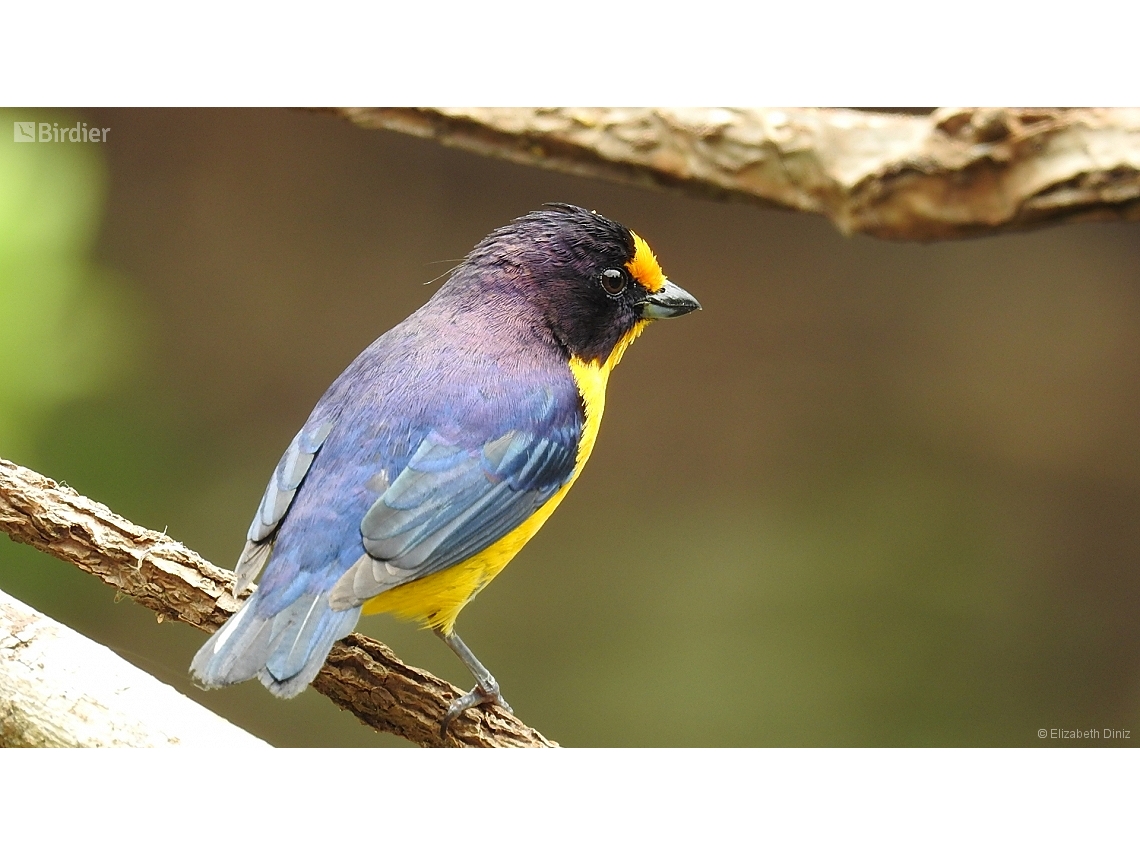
[
  {"x1": 334, "y1": 107, "x2": 1140, "y2": 241},
  {"x1": 0, "y1": 457, "x2": 555, "y2": 747}
]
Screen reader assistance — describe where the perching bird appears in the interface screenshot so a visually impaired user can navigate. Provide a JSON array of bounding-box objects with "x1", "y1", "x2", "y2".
[{"x1": 190, "y1": 204, "x2": 700, "y2": 734}]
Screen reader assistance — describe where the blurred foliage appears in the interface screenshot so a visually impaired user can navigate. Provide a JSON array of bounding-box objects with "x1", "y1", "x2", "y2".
[
  {"x1": 0, "y1": 109, "x2": 1137, "y2": 747},
  {"x1": 0, "y1": 110, "x2": 133, "y2": 459}
]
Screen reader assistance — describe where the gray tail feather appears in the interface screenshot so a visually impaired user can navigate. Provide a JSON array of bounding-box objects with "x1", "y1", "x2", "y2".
[{"x1": 190, "y1": 590, "x2": 361, "y2": 699}]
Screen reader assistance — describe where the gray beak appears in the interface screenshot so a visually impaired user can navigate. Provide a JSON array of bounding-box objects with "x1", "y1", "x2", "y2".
[{"x1": 638, "y1": 279, "x2": 702, "y2": 319}]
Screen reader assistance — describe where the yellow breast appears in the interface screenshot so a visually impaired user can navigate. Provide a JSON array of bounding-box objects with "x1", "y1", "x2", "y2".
[{"x1": 361, "y1": 322, "x2": 647, "y2": 632}]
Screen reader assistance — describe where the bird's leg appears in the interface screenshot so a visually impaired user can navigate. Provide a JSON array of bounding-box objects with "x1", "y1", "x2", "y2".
[{"x1": 435, "y1": 629, "x2": 512, "y2": 738}]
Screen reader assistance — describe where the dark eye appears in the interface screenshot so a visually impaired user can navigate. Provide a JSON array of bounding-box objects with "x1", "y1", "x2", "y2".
[{"x1": 600, "y1": 268, "x2": 627, "y2": 296}]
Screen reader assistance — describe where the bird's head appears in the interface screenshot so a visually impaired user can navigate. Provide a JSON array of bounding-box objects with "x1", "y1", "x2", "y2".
[{"x1": 458, "y1": 204, "x2": 700, "y2": 365}]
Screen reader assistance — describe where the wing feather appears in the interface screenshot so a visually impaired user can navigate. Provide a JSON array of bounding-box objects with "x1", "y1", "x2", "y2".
[
  {"x1": 235, "y1": 419, "x2": 335, "y2": 593},
  {"x1": 334, "y1": 423, "x2": 577, "y2": 608}
]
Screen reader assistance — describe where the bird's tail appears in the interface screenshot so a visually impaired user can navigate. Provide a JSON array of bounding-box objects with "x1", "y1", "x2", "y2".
[{"x1": 190, "y1": 589, "x2": 360, "y2": 698}]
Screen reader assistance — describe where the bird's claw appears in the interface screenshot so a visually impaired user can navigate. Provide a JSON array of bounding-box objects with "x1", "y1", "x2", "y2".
[{"x1": 440, "y1": 681, "x2": 512, "y2": 739}]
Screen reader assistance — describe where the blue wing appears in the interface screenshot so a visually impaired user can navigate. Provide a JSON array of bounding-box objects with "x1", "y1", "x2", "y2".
[
  {"x1": 326, "y1": 422, "x2": 578, "y2": 609},
  {"x1": 373, "y1": 425, "x2": 579, "y2": 574},
  {"x1": 192, "y1": 367, "x2": 582, "y2": 697},
  {"x1": 228, "y1": 419, "x2": 336, "y2": 597}
]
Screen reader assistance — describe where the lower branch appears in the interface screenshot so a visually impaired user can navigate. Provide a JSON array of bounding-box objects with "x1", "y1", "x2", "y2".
[
  {"x1": 0, "y1": 587, "x2": 269, "y2": 748},
  {"x1": 0, "y1": 457, "x2": 555, "y2": 748}
]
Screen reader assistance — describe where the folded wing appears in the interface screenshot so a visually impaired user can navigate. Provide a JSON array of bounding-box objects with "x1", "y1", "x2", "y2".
[{"x1": 329, "y1": 424, "x2": 578, "y2": 608}]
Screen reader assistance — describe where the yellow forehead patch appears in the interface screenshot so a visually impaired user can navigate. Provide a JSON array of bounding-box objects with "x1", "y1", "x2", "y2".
[{"x1": 626, "y1": 231, "x2": 666, "y2": 293}]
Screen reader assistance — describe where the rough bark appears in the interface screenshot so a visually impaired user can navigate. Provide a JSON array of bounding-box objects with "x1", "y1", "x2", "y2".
[
  {"x1": 333, "y1": 107, "x2": 1140, "y2": 240},
  {"x1": 0, "y1": 457, "x2": 556, "y2": 747},
  {"x1": 0, "y1": 588, "x2": 269, "y2": 748}
]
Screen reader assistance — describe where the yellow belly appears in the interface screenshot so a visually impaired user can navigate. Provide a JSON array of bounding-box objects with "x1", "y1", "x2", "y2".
[{"x1": 361, "y1": 324, "x2": 645, "y2": 633}]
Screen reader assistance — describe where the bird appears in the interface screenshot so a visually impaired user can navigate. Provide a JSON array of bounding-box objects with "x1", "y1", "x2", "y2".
[{"x1": 190, "y1": 203, "x2": 700, "y2": 736}]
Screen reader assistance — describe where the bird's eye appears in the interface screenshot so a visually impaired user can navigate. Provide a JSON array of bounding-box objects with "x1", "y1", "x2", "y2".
[{"x1": 600, "y1": 268, "x2": 627, "y2": 296}]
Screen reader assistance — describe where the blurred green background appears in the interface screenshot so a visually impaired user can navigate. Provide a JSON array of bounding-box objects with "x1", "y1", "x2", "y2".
[{"x1": 1, "y1": 108, "x2": 1137, "y2": 747}]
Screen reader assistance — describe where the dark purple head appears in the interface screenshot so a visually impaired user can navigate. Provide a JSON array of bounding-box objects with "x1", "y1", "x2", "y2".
[{"x1": 447, "y1": 204, "x2": 700, "y2": 364}]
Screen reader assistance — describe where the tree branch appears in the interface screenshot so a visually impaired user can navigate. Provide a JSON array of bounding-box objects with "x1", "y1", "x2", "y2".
[
  {"x1": 0, "y1": 457, "x2": 556, "y2": 747},
  {"x1": 0, "y1": 587, "x2": 269, "y2": 747},
  {"x1": 333, "y1": 107, "x2": 1140, "y2": 240}
]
